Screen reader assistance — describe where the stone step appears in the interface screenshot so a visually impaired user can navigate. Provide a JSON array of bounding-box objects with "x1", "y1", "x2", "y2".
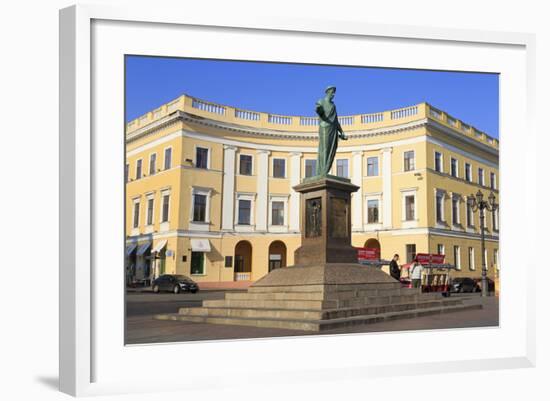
[
  {"x1": 210, "y1": 291, "x2": 444, "y2": 310},
  {"x1": 179, "y1": 298, "x2": 463, "y2": 321},
  {"x1": 225, "y1": 291, "x2": 325, "y2": 302},
  {"x1": 317, "y1": 303, "x2": 483, "y2": 331},
  {"x1": 179, "y1": 306, "x2": 322, "y2": 320},
  {"x1": 248, "y1": 282, "x2": 402, "y2": 294},
  {"x1": 248, "y1": 285, "x2": 325, "y2": 293},
  {"x1": 203, "y1": 298, "x2": 336, "y2": 310},
  {"x1": 320, "y1": 298, "x2": 462, "y2": 319},
  {"x1": 155, "y1": 303, "x2": 482, "y2": 332},
  {"x1": 155, "y1": 312, "x2": 320, "y2": 331}
]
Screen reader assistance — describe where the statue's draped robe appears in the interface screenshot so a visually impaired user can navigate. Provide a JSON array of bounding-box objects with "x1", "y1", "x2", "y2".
[{"x1": 315, "y1": 97, "x2": 341, "y2": 176}]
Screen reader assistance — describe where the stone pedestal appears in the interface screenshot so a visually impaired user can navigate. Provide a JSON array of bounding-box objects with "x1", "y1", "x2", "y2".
[{"x1": 293, "y1": 176, "x2": 359, "y2": 265}]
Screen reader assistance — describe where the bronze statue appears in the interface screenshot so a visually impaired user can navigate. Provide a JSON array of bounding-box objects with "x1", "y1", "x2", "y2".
[{"x1": 315, "y1": 86, "x2": 348, "y2": 177}]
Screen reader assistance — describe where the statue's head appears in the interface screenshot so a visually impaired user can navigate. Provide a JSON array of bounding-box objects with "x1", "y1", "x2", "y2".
[{"x1": 325, "y1": 85, "x2": 336, "y2": 99}]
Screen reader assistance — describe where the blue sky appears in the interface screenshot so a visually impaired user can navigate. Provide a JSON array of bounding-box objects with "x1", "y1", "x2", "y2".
[{"x1": 125, "y1": 56, "x2": 499, "y2": 138}]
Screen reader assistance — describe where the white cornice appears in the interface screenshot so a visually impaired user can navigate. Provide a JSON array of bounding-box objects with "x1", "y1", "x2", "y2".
[{"x1": 427, "y1": 119, "x2": 499, "y2": 157}]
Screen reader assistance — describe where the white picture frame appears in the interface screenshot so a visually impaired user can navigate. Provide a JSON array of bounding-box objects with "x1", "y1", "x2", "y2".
[{"x1": 59, "y1": 4, "x2": 536, "y2": 397}]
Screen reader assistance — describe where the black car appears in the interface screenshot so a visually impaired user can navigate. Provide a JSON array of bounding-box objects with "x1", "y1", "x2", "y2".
[
  {"x1": 450, "y1": 277, "x2": 478, "y2": 293},
  {"x1": 152, "y1": 274, "x2": 199, "y2": 294},
  {"x1": 473, "y1": 277, "x2": 496, "y2": 293}
]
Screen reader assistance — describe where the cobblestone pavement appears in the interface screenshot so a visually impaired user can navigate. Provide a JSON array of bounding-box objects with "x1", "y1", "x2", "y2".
[{"x1": 125, "y1": 293, "x2": 498, "y2": 345}]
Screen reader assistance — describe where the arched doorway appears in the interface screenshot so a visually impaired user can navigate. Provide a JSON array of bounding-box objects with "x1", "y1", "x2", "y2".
[
  {"x1": 268, "y1": 241, "x2": 287, "y2": 272},
  {"x1": 234, "y1": 240, "x2": 252, "y2": 281},
  {"x1": 364, "y1": 238, "x2": 381, "y2": 250}
]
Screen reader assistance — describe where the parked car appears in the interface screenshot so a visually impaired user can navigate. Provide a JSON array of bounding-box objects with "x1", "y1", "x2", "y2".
[
  {"x1": 450, "y1": 277, "x2": 478, "y2": 293},
  {"x1": 152, "y1": 274, "x2": 199, "y2": 294},
  {"x1": 473, "y1": 277, "x2": 495, "y2": 293}
]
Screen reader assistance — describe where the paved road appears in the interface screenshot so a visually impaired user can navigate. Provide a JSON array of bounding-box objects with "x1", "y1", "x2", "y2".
[
  {"x1": 126, "y1": 291, "x2": 227, "y2": 317},
  {"x1": 125, "y1": 292, "x2": 499, "y2": 345}
]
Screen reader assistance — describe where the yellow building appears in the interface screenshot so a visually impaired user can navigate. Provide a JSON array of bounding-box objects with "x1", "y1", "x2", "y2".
[{"x1": 125, "y1": 94, "x2": 499, "y2": 286}]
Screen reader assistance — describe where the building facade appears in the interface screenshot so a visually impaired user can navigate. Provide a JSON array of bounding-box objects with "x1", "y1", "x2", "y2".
[{"x1": 125, "y1": 94, "x2": 500, "y2": 285}]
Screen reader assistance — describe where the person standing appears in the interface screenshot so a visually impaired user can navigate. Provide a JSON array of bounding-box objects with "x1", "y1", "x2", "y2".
[
  {"x1": 389, "y1": 254, "x2": 401, "y2": 281},
  {"x1": 410, "y1": 258, "x2": 424, "y2": 289}
]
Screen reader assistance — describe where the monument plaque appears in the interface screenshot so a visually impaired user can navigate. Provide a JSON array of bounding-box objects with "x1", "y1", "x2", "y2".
[
  {"x1": 329, "y1": 197, "x2": 348, "y2": 238},
  {"x1": 305, "y1": 197, "x2": 322, "y2": 237}
]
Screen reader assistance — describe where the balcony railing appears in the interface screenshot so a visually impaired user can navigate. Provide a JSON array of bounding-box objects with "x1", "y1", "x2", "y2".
[
  {"x1": 361, "y1": 113, "x2": 383, "y2": 124},
  {"x1": 234, "y1": 272, "x2": 251, "y2": 281},
  {"x1": 268, "y1": 114, "x2": 292, "y2": 125},
  {"x1": 391, "y1": 105, "x2": 418, "y2": 120},
  {"x1": 235, "y1": 109, "x2": 260, "y2": 121},
  {"x1": 192, "y1": 99, "x2": 226, "y2": 115}
]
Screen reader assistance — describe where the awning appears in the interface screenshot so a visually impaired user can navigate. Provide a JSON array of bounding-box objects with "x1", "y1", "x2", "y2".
[
  {"x1": 136, "y1": 241, "x2": 152, "y2": 256},
  {"x1": 151, "y1": 239, "x2": 168, "y2": 254},
  {"x1": 126, "y1": 243, "x2": 137, "y2": 256},
  {"x1": 190, "y1": 239, "x2": 211, "y2": 252}
]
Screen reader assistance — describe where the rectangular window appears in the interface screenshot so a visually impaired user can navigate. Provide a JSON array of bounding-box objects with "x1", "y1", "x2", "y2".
[
  {"x1": 437, "y1": 244, "x2": 445, "y2": 256},
  {"x1": 404, "y1": 151, "x2": 415, "y2": 171},
  {"x1": 133, "y1": 202, "x2": 140, "y2": 228},
  {"x1": 468, "y1": 247, "x2": 475, "y2": 270},
  {"x1": 273, "y1": 158, "x2": 286, "y2": 178},
  {"x1": 196, "y1": 147, "x2": 208, "y2": 169},
  {"x1": 305, "y1": 160, "x2": 317, "y2": 178},
  {"x1": 478, "y1": 168, "x2": 484, "y2": 185},
  {"x1": 136, "y1": 159, "x2": 142, "y2": 179},
  {"x1": 190, "y1": 252, "x2": 205, "y2": 275},
  {"x1": 238, "y1": 200, "x2": 251, "y2": 225},
  {"x1": 451, "y1": 158, "x2": 458, "y2": 178},
  {"x1": 161, "y1": 194, "x2": 170, "y2": 222},
  {"x1": 405, "y1": 195, "x2": 415, "y2": 221},
  {"x1": 146, "y1": 198, "x2": 154, "y2": 226},
  {"x1": 336, "y1": 159, "x2": 348, "y2": 177},
  {"x1": 239, "y1": 154, "x2": 252, "y2": 175},
  {"x1": 164, "y1": 148, "x2": 172, "y2": 170},
  {"x1": 271, "y1": 201, "x2": 285, "y2": 225},
  {"x1": 452, "y1": 196, "x2": 460, "y2": 225},
  {"x1": 467, "y1": 202, "x2": 474, "y2": 227},
  {"x1": 434, "y1": 152, "x2": 442, "y2": 172},
  {"x1": 465, "y1": 163, "x2": 472, "y2": 182},
  {"x1": 149, "y1": 153, "x2": 156, "y2": 175},
  {"x1": 490, "y1": 172, "x2": 496, "y2": 189},
  {"x1": 366, "y1": 157, "x2": 379, "y2": 176},
  {"x1": 454, "y1": 245, "x2": 461, "y2": 270},
  {"x1": 494, "y1": 249, "x2": 499, "y2": 267},
  {"x1": 436, "y1": 192, "x2": 444, "y2": 222},
  {"x1": 125, "y1": 164, "x2": 129, "y2": 183},
  {"x1": 492, "y1": 209, "x2": 499, "y2": 231},
  {"x1": 367, "y1": 199, "x2": 379, "y2": 223},
  {"x1": 193, "y1": 194, "x2": 207, "y2": 222},
  {"x1": 406, "y1": 244, "x2": 416, "y2": 264}
]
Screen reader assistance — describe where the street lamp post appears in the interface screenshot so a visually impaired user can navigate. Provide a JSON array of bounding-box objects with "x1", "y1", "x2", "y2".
[{"x1": 467, "y1": 190, "x2": 499, "y2": 297}]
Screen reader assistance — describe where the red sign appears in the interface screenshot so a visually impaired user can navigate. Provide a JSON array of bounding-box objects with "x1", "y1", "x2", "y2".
[
  {"x1": 357, "y1": 247, "x2": 381, "y2": 260},
  {"x1": 415, "y1": 253, "x2": 445, "y2": 264}
]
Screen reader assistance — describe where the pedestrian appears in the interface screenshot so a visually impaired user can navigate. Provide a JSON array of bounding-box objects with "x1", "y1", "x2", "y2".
[
  {"x1": 389, "y1": 254, "x2": 401, "y2": 281},
  {"x1": 410, "y1": 258, "x2": 424, "y2": 289}
]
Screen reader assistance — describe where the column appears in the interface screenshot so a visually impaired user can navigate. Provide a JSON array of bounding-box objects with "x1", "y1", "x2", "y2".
[
  {"x1": 351, "y1": 150, "x2": 363, "y2": 231},
  {"x1": 221, "y1": 145, "x2": 237, "y2": 230},
  {"x1": 256, "y1": 150, "x2": 270, "y2": 232},
  {"x1": 381, "y1": 147, "x2": 393, "y2": 228},
  {"x1": 289, "y1": 152, "x2": 302, "y2": 232}
]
